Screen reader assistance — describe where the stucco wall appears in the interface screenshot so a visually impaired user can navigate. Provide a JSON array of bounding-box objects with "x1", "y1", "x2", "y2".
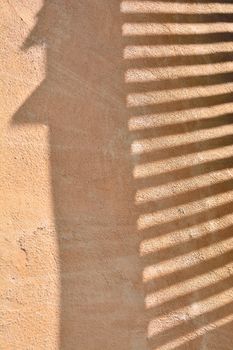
[{"x1": 1, "y1": 1, "x2": 233, "y2": 349}]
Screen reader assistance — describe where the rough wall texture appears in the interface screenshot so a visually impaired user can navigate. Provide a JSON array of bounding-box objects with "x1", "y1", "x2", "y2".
[{"x1": 1, "y1": 1, "x2": 233, "y2": 349}]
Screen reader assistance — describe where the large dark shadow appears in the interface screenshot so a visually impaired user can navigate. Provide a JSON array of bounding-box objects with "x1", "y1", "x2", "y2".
[{"x1": 11, "y1": 1, "x2": 147, "y2": 349}]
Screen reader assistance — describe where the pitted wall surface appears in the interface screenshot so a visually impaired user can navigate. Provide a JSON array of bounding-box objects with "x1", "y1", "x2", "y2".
[{"x1": 1, "y1": 1, "x2": 233, "y2": 349}]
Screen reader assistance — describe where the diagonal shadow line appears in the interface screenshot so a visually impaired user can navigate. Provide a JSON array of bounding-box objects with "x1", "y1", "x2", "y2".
[
  {"x1": 124, "y1": 32, "x2": 233, "y2": 46},
  {"x1": 145, "y1": 247, "x2": 233, "y2": 294},
  {"x1": 148, "y1": 299, "x2": 233, "y2": 348},
  {"x1": 129, "y1": 91, "x2": 233, "y2": 116},
  {"x1": 125, "y1": 52, "x2": 233, "y2": 69},
  {"x1": 142, "y1": 223, "x2": 233, "y2": 266},
  {"x1": 123, "y1": 13, "x2": 233, "y2": 24},
  {"x1": 141, "y1": 200, "x2": 233, "y2": 240},
  {"x1": 171, "y1": 319, "x2": 233, "y2": 350},
  {"x1": 137, "y1": 155, "x2": 233, "y2": 187},
  {"x1": 136, "y1": 134, "x2": 233, "y2": 163},
  {"x1": 132, "y1": 113, "x2": 233, "y2": 138},
  {"x1": 127, "y1": 71, "x2": 233, "y2": 93},
  {"x1": 147, "y1": 273, "x2": 233, "y2": 319},
  {"x1": 139, "y1": 178, "x2": 233, "y2": 213}
]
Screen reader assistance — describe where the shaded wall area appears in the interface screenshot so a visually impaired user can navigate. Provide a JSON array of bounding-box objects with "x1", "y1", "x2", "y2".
[{"x1": 10, "y1": 0, "x2": 147, "y2": 349}]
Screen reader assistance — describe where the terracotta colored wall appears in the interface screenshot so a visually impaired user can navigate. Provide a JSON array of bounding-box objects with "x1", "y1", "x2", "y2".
[{"x1": 1, "y1": 1, "x2": 233, "y2": 349}]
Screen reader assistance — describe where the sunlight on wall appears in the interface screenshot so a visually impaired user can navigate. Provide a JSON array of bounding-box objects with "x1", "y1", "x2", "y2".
[{"x1": 121, "y1": 0, "x2": 233, "y2": 349}]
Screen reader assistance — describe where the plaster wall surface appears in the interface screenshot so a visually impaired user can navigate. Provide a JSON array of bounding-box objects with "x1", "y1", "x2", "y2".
[{"x1": 0, "y1": 1, "x2": 233, "y2": 349}]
